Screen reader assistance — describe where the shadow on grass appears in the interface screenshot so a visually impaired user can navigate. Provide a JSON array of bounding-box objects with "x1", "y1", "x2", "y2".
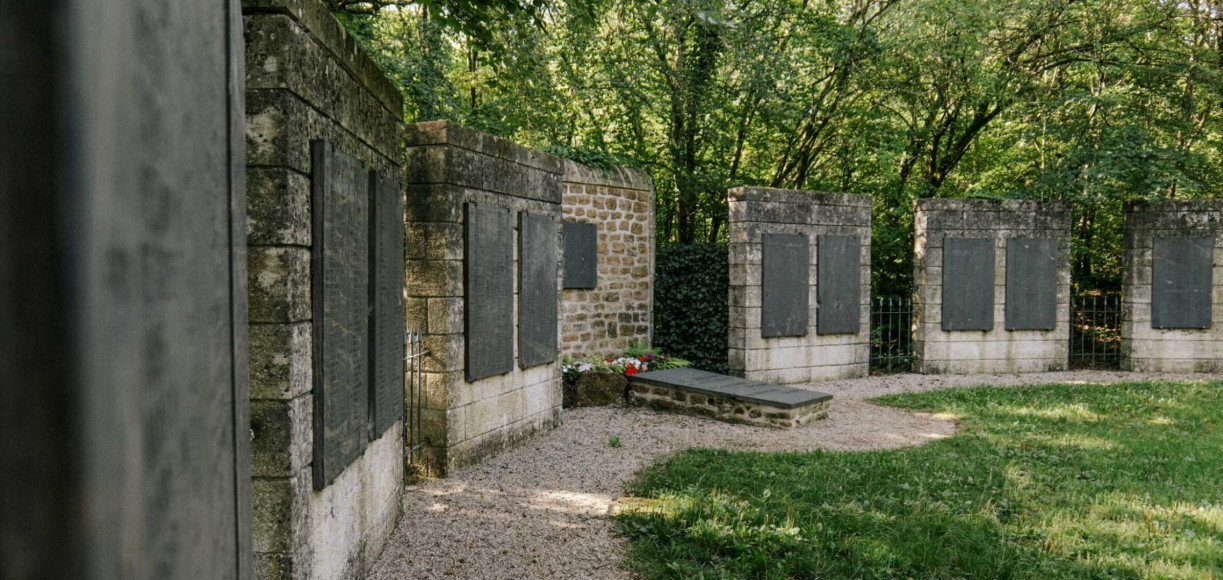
[{"x1": 614, "y1": 381, "x2": 1223, "y2": 579}]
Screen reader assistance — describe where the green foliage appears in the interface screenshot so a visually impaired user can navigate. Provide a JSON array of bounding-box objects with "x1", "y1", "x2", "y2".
[
  {"x1": 616, "y1": 381, "x2": 1223, "y2": 578},
  {"x1": 653, "y1": 243, "x2": 728, "y2": 374},
  {"x1": 608, "y1": 435, "x2": 622, "y2": 448},
  {"x1": 337, "y1": 0, "x2": 1223, "y2": 290}
]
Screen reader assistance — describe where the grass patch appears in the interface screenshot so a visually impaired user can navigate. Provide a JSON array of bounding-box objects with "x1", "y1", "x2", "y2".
[{"x1": 614, "y1": 381, "x2": 1223, "y2": 579}]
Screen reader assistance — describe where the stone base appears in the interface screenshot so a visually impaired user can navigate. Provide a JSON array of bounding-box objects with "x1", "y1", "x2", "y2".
[
  {"x1": 627, "y1": 383, "x2": 829, "y2": 429},
  {"x1": 563, "y1": 371, "x2": 628, "y2": 407}
]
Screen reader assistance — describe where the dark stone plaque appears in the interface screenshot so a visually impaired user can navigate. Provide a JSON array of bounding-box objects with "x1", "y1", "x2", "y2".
[
  {"x1": 465, "y1": 204, "x2": 514, "y2": 381},
  {"x1": 368, "y1": 170, "x2": 405, "y2": 439},
  {"x1": 628, "y1": 368, "x2": 832, "y2": 409},
  {"x1": 1152, "y1": 237, "x2": 1213, "y2": 329},
  {"x1": 312, "y1": 141, "x2": 370, "y2": 490},
  {"x1": 817, "y1": 235, "x2": 861, "y2": 335},
  {"x1": 519, "y1": 213, "x2": 559, "y2": 368},
  {"x1": 562, "y1": 221, "x2": 598, "y2": 289},
  {"x1": 1005, "y1": 238, "x2": 1057, "y2": 330},
  {"x1": 942, "y1": 238, "x2": 995, "y2": 331},
  {"x1": 761, "y1": 233, "x2": 809, "y2": 337}
]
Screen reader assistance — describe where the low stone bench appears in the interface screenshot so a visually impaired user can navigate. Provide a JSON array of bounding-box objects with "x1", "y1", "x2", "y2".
[{"x1": 626, "y1": 368, "x2": 832, "y2": 429}]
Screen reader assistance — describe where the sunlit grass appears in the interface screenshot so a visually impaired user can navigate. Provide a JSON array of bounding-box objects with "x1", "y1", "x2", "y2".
[{"x1": 614, "y1": 381, "x2": 1223, "y2": 579}]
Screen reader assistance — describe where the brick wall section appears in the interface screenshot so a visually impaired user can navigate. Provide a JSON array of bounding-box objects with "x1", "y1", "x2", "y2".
[
  {"x1": 913, "y1": 199, "x2": 1072, "y2": 374},
  {"x1": 560, "y1": 161, "x2": 655, "y2": 358},
  {"x1": 727, "y1": 188, "x2": 872, "y2": 384},
  {"x1": 404, "y1": 121, "x2": 564, "y2": 477},
  {"x1": 1121, "y1": 199, "x2": 1223, "y2": 372},
  {"x1": 243, "y1": 1, "x2": 404, "y2": 578}
]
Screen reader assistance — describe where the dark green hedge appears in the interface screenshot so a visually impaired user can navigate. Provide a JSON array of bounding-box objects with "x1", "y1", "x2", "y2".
[{"x1": 653, "y1": 243, "x2": 728, "y2": 374}]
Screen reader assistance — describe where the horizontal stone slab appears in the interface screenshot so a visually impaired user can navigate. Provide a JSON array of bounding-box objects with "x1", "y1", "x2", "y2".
[{"x1": 627, "y1": 368, "x2": 831, "y2": 410}]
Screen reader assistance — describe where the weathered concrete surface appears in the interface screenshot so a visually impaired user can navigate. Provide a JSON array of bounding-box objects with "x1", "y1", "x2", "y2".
[
  {"x1": 913, "y1": 199, "x2": 1072, "y2": 374},
  {"x1": 1, "y1": 1, "x2": 251, "y2": 578},
  {"x1": 727, "y1": 188, "x2": 872, "y2": 385},
  {"x1": 560, "y1": 161, "x2": 655, "y2": 358},
  {"x1": 405, "y1": 121, "x2": 564, "y2": 477},
  {"x1": 244, "y1": 0, "x2": 405, "y2": 578},
  {"x1": 1121, "y1": 199, "x2": 1223, "y2": 372}
]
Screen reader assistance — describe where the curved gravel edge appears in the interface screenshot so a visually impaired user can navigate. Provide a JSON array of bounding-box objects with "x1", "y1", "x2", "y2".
[{"x1": 369, "y1": 371, "x2": 1221, "y2": 579}]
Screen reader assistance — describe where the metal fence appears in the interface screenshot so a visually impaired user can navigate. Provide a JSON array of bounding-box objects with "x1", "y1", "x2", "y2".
[
  {"x1": 404, "y1": 329, "x2": 427, "y2": 463},
  {"x1": 870, "y1": 296, "x2": 915, "y2": 374},
  {"x1": 1069, "y1": 294, "x2": 1122, "y2": 369}
]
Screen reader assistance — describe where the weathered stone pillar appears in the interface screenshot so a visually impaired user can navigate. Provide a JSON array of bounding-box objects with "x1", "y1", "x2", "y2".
[
  {"x1": 727, "y1": 188, "x2": 872, "y2": 384},
  {"x1": 913, "y1": 199, "x2": 1071, "y2": 374},
  {"x1": 404, "y1": 121, "x2": 564, "y2": 477},
  {"x1": 559, "y1": 161, "x2": 656, "y2": 358},
  {"x1": 1121, "y1": 200, "x2": 1223, "y2": 372},
  {"x1": 244, "y1": 1, "x2": 405, "y2": 578}
]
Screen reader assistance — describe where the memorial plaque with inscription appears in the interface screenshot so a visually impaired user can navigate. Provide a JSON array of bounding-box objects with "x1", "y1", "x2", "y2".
[
  {"x1": 562, "y1": 221, "x2": 597, "y2": 289},
  {"x1": 1152, "y1": 236, "x2": 1213, "y2": 329},
  {"x1": 465, "y1": 204, "x2": 514, "y2": 381},
  {"x1": 761, "y1": 233, "x2": 809, "y2": 338},
  {"x1": 942, "y1": 237, "x2": 995, "y2": 331},
  {"x1": 368, "y1": 170, "x2": 405, "y2": 440},
  {"x1": 519, "y1": 213, "x2": 559, "y2": 368},
  {"x1": 311, "y1": 141, "x2": 370, "y2": 490},
  {"x1": 1005, "y1": 238, "x2": 1057, "y2": 331},
  {"x1": 817, "y1": 235, "x2": 861, "y2": 335}
]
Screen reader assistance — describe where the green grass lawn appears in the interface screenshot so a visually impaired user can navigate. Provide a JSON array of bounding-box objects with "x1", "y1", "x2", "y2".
[{"x1": 613, "y1": 381, "x2": 1222, "y2": 579}]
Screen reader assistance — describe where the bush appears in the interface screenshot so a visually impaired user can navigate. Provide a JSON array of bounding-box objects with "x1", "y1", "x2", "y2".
[{"x1": 653, "y1": 243, "x2": 728, "y2": 374}]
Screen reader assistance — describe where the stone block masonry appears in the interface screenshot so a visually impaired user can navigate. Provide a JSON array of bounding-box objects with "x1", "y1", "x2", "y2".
[
  {"x1": 404, "y1": 121, "x2": 565, "y2": 477},
  {"x1": 1121, "y1": 199, "x2": 1223, "y2": 372},
  {"x1": 560, "y1": 161, "x2": 656, "y2": 358},
  {"x1": 244, "y1": 1, "x2": 404, "y2": 578},
  {"x1": 727, "y1": 188, "x2": 872, "y2": 385},
  {"x1": 913, "y1": 199, "x2": 1072, "y2": 374}
]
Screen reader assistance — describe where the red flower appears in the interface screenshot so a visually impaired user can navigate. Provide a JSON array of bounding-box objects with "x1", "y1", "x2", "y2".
[
  {"x1": 624, "y1": 367, "x2": 639, "y2": 375},
  {"x1": 638, "y1": 356, "x2": 648, "y2": 362}
]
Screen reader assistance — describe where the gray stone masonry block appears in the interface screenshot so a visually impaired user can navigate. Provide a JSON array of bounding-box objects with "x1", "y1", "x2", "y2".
[
  {"x1": 242, "y1": 0, "x2": 402, "y2": 116},
  {"x1": 407, "y1": 121, "x2": 564, "y2": 176},
  {"x1": 246, "y1": 89, "x2": 399, "y2": 178},
  {"x1": 249, "y1": 246, "x2": 312, "y2": 323},
  {"x1": 252, "y1": 478, "x2": 294, "y2": 555},
  {"x1": 248, "y1": 167, "x2": 312, "y2": 245},
  {"x1": 250, "y1": 322, "x2": 312, "y2": 400},
  {"x1": 250, "y1": 395, "x2": 312, "y2": 477},
  {"x1": 244, "y1": 14, "x2": 401, "y2": 163}
]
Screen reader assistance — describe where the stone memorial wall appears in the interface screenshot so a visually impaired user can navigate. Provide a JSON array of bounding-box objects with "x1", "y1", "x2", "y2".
[
  {"x1": 1121, "y1": 200, "x2": 1223, "y2": 372},
  {"x1": 244, "y1": 1, "x2": 404, "y2": 578},
  {"x1": 913, "y1": 199, "x2": 1072, "y2": 374},
  {"x1": 1, "y1": 1, "x2": 251, "y2": 577},
  {"x1": 727, "y1": 188, "x2": 872, "y2": 384},
  {"x1": 559, "y1": 161, "x2": 655, "y2": 358},
  {"x1": 404, "y1": 121, "x2": 564, "y2": 476}
]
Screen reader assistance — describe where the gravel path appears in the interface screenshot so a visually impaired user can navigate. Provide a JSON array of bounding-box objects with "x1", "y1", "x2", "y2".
[{"x1": 369, "y1": 371, "x2": 1218, "y2": 579}]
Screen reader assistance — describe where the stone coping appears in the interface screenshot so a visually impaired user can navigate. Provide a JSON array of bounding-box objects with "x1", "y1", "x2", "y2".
[{"x1": 627, "y1": 368, "x2": 832, "y2": 410}]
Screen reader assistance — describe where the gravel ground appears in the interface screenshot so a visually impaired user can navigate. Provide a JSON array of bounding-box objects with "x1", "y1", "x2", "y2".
[{"x1": 369, "y1": 371, "x2": 1219, "y2": 579}]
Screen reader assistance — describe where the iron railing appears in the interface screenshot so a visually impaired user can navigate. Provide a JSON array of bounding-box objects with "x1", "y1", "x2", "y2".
[
  {"x1": 404, "y1": 329, "x2": 427, "y2": 462},
  {"x1": 1069, "y1": 294, "x2": 1121, "y2": 369},
  {"x1": 870, "y1": 296, "x2": 914, "y2": 374}
]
